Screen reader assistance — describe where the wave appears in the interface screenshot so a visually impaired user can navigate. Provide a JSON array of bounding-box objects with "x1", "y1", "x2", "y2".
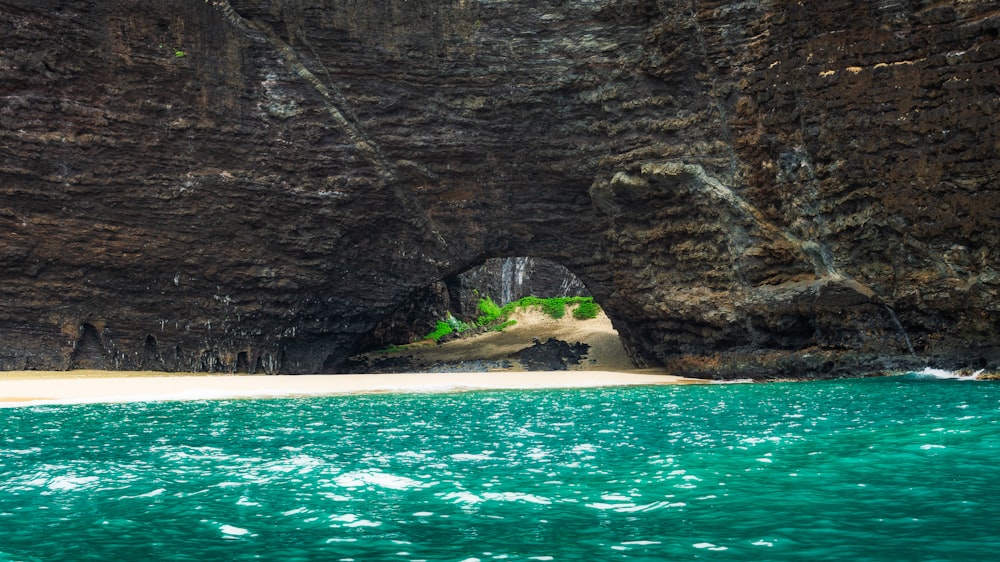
[{"x1": 908, "y1": 367, "x2": 984, "y2": 381}]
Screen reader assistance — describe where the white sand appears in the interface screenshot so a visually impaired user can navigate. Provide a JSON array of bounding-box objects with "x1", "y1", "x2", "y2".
[{"x1": 0, "y1": 370, "x2": 703, "y2": 406}]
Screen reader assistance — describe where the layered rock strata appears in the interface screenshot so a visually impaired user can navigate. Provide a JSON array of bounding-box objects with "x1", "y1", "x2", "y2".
[{"x1": 1, "y1": 0, "x2": 998, "y2": 377}]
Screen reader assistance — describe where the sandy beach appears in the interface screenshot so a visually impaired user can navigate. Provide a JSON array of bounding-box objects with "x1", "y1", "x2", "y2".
[
  {"x1": 0, "y1": 370, "x2": 703, "y2": 406},
  {"x1": 0, "y1": 307, "x2": 707, "y2": 406}
]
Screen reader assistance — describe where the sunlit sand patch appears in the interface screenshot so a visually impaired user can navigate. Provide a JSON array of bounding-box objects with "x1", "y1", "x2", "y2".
[
  {"x1": 359, "y1": 307, "x2": 639, "y2": 372},
  {"x1": 0, "y1": 371, "x2": 704, "y2": 407}
]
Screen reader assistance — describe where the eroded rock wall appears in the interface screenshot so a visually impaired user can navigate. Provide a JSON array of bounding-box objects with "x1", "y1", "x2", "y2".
[{"x1": 1, "y1": 0, "x2": 998, "y2": 376}]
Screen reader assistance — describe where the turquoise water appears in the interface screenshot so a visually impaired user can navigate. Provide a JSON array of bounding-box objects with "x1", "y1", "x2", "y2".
[{"x1": 1, "y1": 375, "x2": 998, "y2": 561}]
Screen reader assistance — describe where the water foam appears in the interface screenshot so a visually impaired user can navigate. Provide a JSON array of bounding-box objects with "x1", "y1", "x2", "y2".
[
  {"x1": 333, "y1": 470, "x2": 433, "y2": 491},
  {"x1": 911, "y1": 368, "x2": 983, "y2": 380}
]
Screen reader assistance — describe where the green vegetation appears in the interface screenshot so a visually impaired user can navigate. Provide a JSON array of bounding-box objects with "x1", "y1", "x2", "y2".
[
  {"x1": 543, "y1": 298, "x2": 567, "y2": 318},
  {"x1": 423, "y1": 320, "x2": 453, "y2": 342},
  {"x1": 476, "y1": 297, "x2": 503, "y2": 326},
  {"x1": 499, "y1": 296, "x2": 598, "y2": 321},
  {"x1": 445, "y1": 312, "x2": 469, "y2": 333},
  {"x1": 492, "y1": 319, "x2": 517, "y2": 331},
  {"x1": 174, "y1": 50, "x2": 187, "y2": 58},
  {"x1": 417, "y1": 296, "x2": 600, "y2": 343},
  {"x1": 572, "y1": 300, "x2": 601, "y2": 320},
  {"x1": 422, "y1": 313, "x2": 470, "y2": 342}
]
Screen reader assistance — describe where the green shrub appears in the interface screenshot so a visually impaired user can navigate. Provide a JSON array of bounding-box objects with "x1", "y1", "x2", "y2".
[
  {"x1": 541, "y1": 297, "x2": 567, "y2": 319},
  {"x1": 423, "y1": 313, "x2": 470, "y2": 342},
  {"x1": 425, "y1": 295, "x2": 600, "y2": 341},
  {"x1": 476, "y1": 297, "x2": 503, "y2": 326},
  {"x1": 424, "y1": 320, "x2": 453, "y2": 342},
  {"x1": 572, "y1": 300, "x2": 601, "y2": 320},
  {"x1": 445, "y1": 313, "x2": 469, "y2": 333},
  {"x1": 496, "y1": 295, "x2": 598, "y2": 320},
  {"x1": 501, "y1": 296, "x2": 541, "y2": 317},
  {"x1": 492, "y1": 319, "x2": 517, "y2": 331}
]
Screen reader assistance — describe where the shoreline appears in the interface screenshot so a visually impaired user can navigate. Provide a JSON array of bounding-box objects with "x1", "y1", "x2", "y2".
[{"x1": 0, "y1": 370, "x2": 705, "y2": 407}]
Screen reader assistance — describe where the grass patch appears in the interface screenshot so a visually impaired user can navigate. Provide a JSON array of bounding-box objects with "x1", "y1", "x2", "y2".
[
  {"x1": 446, "y1": 313, "x2": 470, "y2": 334},
  {"x1": 500, "y1": 296, "x2": 599, "y2": 320},
  {"x1": 542, "y1": 298, "x2": 567, "y2": 319},
  {"x1": 492, "y1": 319, "x2": 517, "y2": 331},
  {"x1": 572, "y1": 300, "x2": 601, "y2": 320},
  {"x1": 422, "y1": 313, "x2": 470, "y2": 342},
  {"x1": 476, "y1": 297, "x2": 503, "y2": 326},
  {"x1": 423, "y1": 319, "x2": 453, "y2": 342}
]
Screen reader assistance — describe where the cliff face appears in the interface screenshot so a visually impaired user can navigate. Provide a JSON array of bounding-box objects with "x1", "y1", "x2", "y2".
[{"x1": 1, "y1": 0, "x2": 998, "y2": 376}]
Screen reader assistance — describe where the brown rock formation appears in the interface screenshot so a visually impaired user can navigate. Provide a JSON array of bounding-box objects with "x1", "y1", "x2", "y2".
[{"x1": 1, "y1": 0, "x2": 998, "y2": 377}]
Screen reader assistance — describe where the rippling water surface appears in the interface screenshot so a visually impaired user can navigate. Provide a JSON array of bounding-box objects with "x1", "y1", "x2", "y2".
[{"x1": 2, "y1": 375, "x2": 998, "y2": 561}]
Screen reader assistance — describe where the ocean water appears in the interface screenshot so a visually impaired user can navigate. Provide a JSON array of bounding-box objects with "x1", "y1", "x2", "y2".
[{"x1": 1, "y1": 374, "x2": 997, "y2": 561}]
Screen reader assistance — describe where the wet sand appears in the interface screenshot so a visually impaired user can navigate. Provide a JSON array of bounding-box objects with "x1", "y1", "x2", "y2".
[{"x1": 0, "y1": 370, "x2": 703, "y2": 406}]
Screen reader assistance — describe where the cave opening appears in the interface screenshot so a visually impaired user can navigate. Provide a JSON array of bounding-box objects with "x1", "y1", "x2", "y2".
[
  {"x1": 142, "y1": 334, "x2": 163, "y2": 369},
  {"x1": 236, "y1": 351, "x2": 250, "y2": 373},
  {"x1": 69, "y1": 322, "x2": 108, "y2": 370},
  {"x1": 444, "y1": 256, "x2": 591, "y2": 322},
  {"x1": 344, "y1": 256, "x2": 635, "y2": 373}
]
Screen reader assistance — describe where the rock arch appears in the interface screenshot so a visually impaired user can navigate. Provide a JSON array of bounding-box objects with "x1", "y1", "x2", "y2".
[{"x1": 354, "y1": 255, "x2": 595, "y2": 356}]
